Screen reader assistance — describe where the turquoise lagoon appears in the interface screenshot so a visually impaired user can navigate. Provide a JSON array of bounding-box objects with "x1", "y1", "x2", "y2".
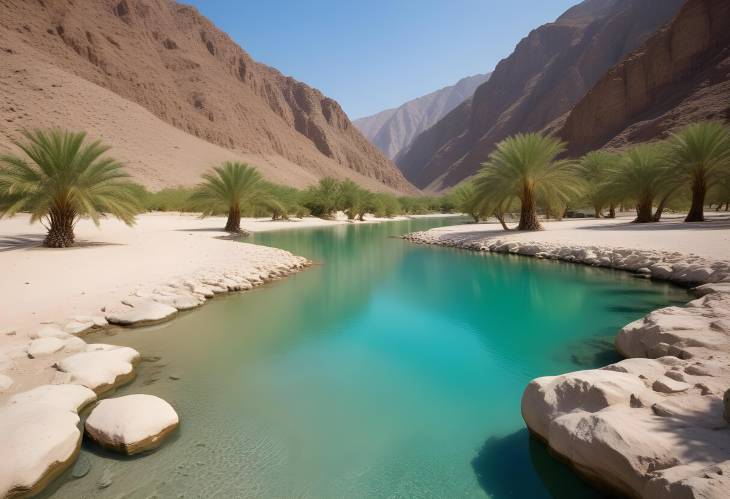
[{"x1": 46, "y1": 218, "x2": 688, "y2": 498}]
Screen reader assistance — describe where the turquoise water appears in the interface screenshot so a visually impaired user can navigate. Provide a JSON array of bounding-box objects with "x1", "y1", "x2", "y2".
[{"x1": 47, "y1": 218, "x2": 688, "y2": 498}]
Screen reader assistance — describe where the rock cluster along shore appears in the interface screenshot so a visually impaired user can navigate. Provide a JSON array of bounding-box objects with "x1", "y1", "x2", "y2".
[
  {"x1": 0, "y1": 251, "x2": 310, "y2": 497},
  {"x1": 404, "y1": 230, "x2": 730, "y2": 498}
]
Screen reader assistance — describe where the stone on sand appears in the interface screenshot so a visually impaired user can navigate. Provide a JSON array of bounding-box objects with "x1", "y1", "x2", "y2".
[
  {"x1": 55, "y1": 344, "x2": 140, "y2": 395},
  {"x1": 105, "y1": 298, "x2": 177, "y2": 326},
  {"x1": 27, "y1": 337, "x2": 65, "y2": 358}
]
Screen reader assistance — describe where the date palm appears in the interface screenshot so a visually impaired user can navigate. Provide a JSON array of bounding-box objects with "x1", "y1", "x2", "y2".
[
  {"x1": 474, "y1": 133, "x2": 583, "y2": 231},
  {"x1": 580, "y1": 150, "x2": 621, "y2": 218},
  {"x1": 0, "y1": 129, "x2": 143, "y2": 248},
  {"x1": 190, "y1": 162, "x2": 279, "y2": 234},
  {"x1": 605, "y1": 143, "x2": 672, "y2": 223},
  {"x1": 666, "y1": 121, "x2": 730, "y2": 222}
]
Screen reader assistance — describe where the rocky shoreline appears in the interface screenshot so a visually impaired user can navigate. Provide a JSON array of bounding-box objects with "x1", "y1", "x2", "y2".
[
  {"x1": 404, "y1": 229, "x2": 730, "y2": 498},
  {"x1": 0, "y1": 248, "x2": 310, "y2": 497}
]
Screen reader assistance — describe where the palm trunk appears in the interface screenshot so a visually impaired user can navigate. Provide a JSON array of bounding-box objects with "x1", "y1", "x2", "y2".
[
  {"x1": 652, "y1": 195, "x2": 669, "y2": 222},
  {"x1": 44, "y1": 208, "x2": 75, "y2": 248},
  {"x1": 608, "y1": 204, "x2": 616, "y2": 218},
  {"x1": 225, "y1": 205, "x2": 242, "y2": 233},
  {"x1": 634, "y1": 196, "x2": 654, "y2": 223},
  {"x1": 517, "y1": 187, "x2": 542, "y2": 231},
  {"x1": 685, "y1": 179, "x2": 706, "y2": 222},
  {"x1": 594, "y1": 205, "x2": 603, "y2": 218}
]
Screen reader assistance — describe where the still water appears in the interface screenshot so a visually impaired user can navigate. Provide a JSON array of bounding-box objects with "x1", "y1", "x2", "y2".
[{"x1": 46, "y1": 218, "x2": 688, "y2": 498}]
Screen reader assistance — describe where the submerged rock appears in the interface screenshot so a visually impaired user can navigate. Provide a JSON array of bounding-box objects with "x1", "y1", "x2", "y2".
[
  {"x1": 85, "y1": 394, "x2": 179, "y2": 455},
  {"x1": 71, "y1": 454, "x2": 91, "y2": 479}
]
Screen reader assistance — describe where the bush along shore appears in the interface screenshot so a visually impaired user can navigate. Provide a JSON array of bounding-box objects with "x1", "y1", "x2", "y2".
[
  {"x1": 0, "y1": 249, "x2": 310, "y2": 497},
  {"x1": 403, "y1": 229, "x2": 730, "y2": 497}
]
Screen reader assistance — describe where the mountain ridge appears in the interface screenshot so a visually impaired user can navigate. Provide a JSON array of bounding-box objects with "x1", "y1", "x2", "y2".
[
  {"x1": 396, "y1": 0, "x2": 684, "y2": 191},
  {"x1": 354, "y1": 73, "x2": 490, "y2": 160},
  {"x1": 0, "y1": 0, "x2": 415, "y2": 193},
  {"x1": 554, "y1": 0, "x2": 730, "y2": 155}
]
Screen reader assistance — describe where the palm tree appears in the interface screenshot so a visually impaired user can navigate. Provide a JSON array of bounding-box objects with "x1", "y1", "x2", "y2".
[
  {"x1": 189, "y1": 161, "x2": 279, "y2": 234},
  {"x1": 666, "y1": 121, "x2": 730, "y2": 222},
  {"x1": 579, "y1": 150, "x2": 621, "y2": 218},
  {"x1": 605, "y1": 143, "x2": 672, "y2": 223},
  {"x1": 0, "y1": 129, "x2": 142, "y2": 248},
  {"x1": 473, "y1": 133, "x2": 583, "y2": 231}
]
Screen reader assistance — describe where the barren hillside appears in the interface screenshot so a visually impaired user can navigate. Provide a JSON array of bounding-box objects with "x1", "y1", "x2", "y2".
[{"x1": 0, "y1": 0, "x2": 415, "y2": 192}]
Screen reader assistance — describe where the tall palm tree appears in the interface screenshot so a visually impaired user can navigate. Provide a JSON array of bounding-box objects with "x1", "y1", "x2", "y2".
[
  {"x1": 473, "y1": 133, "x2": 583, "y2": 231},
  {"x1": 579, "y1": 150, "x2": 621, "y2": 218},
  {"x1": 666, "y1": 121, "x2": 730, "y2": 222},
  {"x1": 606, "y1": 143, "x2": 672, "y2": 223},
  {"x1": 0, "y1": 129, "x2": 142, "y2": 248},
  {"x1": 189, "y1": 161, "x2": 279, "y2": 234}
]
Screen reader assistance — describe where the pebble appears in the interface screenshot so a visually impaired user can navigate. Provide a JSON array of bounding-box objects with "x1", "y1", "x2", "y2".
[{"x1": 71, "y1": 454, "x2": 91, "y2": 479}]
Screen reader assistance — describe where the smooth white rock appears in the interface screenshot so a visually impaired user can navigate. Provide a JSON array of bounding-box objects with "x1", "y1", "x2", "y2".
[
  {"x1": 105, "y1": 298, "x2": 177, "y2": 326},
  {"x1": 27, "y1": 337, "x2": 65, "y2": 358},
  {"x1": 55, "y1": 345, "x2": 140, "y2": 394},
  {"x1": 85, "y1": 394, "x2": 179, "y2": 455},
  {"x1": 0, "y1": 385, "x2": 96, "y2": 497}
]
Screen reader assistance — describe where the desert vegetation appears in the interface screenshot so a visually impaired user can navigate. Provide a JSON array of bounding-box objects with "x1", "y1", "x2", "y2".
[
  {"x1": 0, "y1": 129, "x2": 143, "y2": 247},
  {"x1": 452, "y1": 121, "x2": 730, "y2": 231}
]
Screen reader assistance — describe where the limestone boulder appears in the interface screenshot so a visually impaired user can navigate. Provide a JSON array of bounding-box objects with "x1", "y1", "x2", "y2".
[
  {"x1": 0, "y1": 384, "x2": 96, "y2": 497},
  {"x1": 693, "y1": 282, "x2": 730, "y2": 297},
  {"x1": 521, "y1": 369, "x2": 647, "y2": 439},
  {"x1": 105, "y1": 298, "x2": 177, "y2": 326},
  {"x1": 55, "y1": 344, "x2": 140, "y2": 395},
  {"x1": 27, "y1": 337, "x2": 65, "y2": 358},
  {"x1": 85, "y1": 394, "x2": 179, "y2": 455}
]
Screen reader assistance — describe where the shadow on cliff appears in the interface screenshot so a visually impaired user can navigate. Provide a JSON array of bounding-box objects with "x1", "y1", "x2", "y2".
[{"x1": 471, "y1": 428, "x2": 608, "y2": 498}]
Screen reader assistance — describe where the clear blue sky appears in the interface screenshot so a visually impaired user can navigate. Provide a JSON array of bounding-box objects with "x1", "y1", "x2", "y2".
[{"x1": 183, "y1": 0, "x2": 578, "y2": 119}]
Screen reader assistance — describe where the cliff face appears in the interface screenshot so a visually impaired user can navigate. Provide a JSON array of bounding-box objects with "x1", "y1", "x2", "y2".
[
  {"x1": 557, "y1": 0, "x2": 730, "y2": 155},
  {"x1": 396, "y1": 0, "x2": 683, "y2": 191},
  {"x1": 354, "y1": 73, "x2": 490, "y2": 160},
  {"x1": 0, "y1": 0, "x2": 415, "y2": 192}
]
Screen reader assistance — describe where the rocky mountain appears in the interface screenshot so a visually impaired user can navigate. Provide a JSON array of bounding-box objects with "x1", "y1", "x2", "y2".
[
  {"x1": 0, "y1": 0, "x2": 415, "y2": 192},
  {"x1": 555, "y1": 0, "x2": 730, "y2": 155},
  {"x1": 354, "y1": 73, "x2": 490, "y2": 159},
  {"x1": 396, "y1": 0, "x2": 684, "y2": 191}
]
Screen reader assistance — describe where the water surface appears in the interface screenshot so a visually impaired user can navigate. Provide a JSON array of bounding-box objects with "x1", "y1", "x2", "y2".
[{"x1": 46, "y1": 218, "x2": 688, "y2": 498}]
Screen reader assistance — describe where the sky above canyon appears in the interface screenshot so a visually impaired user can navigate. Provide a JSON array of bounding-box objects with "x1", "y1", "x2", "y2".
[{"x1": 184, "y1": 0, "x2": 578, "y2": 119}]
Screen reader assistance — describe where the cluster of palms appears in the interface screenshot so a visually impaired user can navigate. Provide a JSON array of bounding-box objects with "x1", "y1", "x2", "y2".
[
  {"x1": 454, "y1": 121, "x2": 730, "y2": 230},
  {"x1": 2, "y1": 122, "x2": 729, "y2": 247},
  {"x1": 0, "y1": 129, "x2": 426, "y2": 247}
]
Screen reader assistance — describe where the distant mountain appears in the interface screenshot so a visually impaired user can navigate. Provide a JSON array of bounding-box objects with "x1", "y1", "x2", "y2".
[
  {"x1": 554, "y1": 0, "x2": 730, "y2": 155},
  {"x1": 0, "y1": 0, "x2": 415, "y2": 193},
  {"x1": 354, "y1": 73, "x2": 490, "y2": 159},
  {"x1": 396, "y1": 0, "x2": 684, "y2": 191}
]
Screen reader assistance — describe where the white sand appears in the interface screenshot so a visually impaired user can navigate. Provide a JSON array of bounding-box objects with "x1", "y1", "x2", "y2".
[
  {"x1": 0, "y1": 212, "x2": 414, "y2": 335},
  {"x1": 417, "y1": 214, "x2": 730, "y2": 260}
]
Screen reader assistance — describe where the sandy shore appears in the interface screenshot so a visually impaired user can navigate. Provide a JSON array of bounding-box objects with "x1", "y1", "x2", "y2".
[
  {"x1": 410, "y1": 214, "x2": 730, "y2": 259},
  {"x1": 405, "y1": 214, "x2": 730, "y2": 497},
  {"x1": 0, "y1": 212, "x2": 424, "y2": 334}
]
